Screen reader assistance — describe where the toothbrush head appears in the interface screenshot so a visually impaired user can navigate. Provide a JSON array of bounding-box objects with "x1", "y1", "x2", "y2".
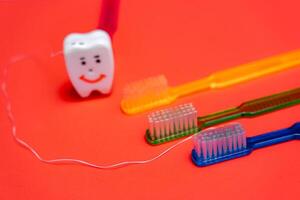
[
  {"x1": 146, "y1": 103, "x2": 198, "y2": 145},
  {"x1": 121, "y1": 75, "x2": 176, "y2": 114},
  {"x1": 192, "y1": 123, "x2": 250, "y2": 167}
]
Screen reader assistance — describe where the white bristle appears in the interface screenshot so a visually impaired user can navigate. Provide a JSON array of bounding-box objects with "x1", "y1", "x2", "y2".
[
  {"x1": 193, "y1": 123, "x2": 247, "y2": 160},
  {"x1": 147, "y1": 103, "x2": 198, "y2": 139}
]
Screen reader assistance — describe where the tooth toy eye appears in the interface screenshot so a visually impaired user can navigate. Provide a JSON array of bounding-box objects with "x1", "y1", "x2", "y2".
[
  {"x1": 94, "y1": 55, "x2": 101, "y2": 63},
  {"x1": 80, "y1": 57, "x2": 86, "y2": 65}
]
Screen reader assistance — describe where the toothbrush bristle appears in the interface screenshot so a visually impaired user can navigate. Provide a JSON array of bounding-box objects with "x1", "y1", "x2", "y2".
[
  {"x1": 148, "y1": 103, "x2": 198, "y2": 140},
  {"x1": 121, "y1": 75, "x2": 175, "y2": 114},
  {"x1": 193, "y1": 123, "x2": 247, "y2": 161}
]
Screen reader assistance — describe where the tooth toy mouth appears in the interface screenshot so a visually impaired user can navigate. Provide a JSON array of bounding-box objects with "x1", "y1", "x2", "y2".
[{"x1": 80, "y1": 74, "x2": 106, "y2": 83}]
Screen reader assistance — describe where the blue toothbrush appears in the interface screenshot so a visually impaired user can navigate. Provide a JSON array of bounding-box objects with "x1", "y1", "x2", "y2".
[{"x1": 192, "y1": 122, "x2": 300, "y2": 167}]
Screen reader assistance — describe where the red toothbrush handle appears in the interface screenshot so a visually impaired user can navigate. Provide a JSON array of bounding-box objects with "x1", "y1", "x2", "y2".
[{"x1": 99, "y1": 0, "x2": 121, "y2": 38}]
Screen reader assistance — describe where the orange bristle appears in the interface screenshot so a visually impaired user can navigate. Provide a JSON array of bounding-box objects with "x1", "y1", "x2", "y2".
[{"x1": 121, "y1": 75, "x2": 175, "y2": 114}]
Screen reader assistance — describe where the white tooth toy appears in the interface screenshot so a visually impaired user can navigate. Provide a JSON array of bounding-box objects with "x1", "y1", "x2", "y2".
[{"x1": 63, "y1": 30, "x2": 114, "y2": 97}]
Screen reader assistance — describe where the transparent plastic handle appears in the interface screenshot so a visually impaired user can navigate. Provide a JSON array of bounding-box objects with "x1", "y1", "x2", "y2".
[
  {"x1": 173, "y1": 50, "x2": 300, "y2": 97},
  {"x1": 211, "y1": 50, "x2": 300, "y2": 88}
]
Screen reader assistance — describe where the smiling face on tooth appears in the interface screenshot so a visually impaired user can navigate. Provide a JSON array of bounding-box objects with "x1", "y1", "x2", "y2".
[{"x1": 63, "y1": 30, "x2": 114, "y2": 97}]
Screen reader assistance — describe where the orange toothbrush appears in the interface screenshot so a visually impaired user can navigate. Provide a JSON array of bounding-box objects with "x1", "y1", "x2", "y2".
[{"x1": 121, "y1": 49, "x2": 300, "y2": 114}]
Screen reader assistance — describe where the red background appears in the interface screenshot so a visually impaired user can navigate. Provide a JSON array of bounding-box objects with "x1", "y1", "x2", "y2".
[{"x1": 0, "y1": 0, "x2": 299, "y2": 199}]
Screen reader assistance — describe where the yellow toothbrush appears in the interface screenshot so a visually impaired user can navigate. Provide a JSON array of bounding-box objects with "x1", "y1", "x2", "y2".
[{"x1": 121, "y1": 49, "x2": 300, "y2": 115}]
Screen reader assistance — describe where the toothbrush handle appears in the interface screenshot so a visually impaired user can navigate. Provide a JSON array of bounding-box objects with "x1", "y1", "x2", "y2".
[
  {"x1": 198, "y1": 87, "x2": 300, "y2": 128},
  {"x1": 198, "y1": 107, "x2": 242, "y2": 127},
  {"x1": 239, "y1": 87, "x2": 300, "y2": 115},
  {"x1": 172, "y1": 50, "x2": 300, "y2": 97},
  {"x1": 98, "y1": 0, "x2": 121, "y2": 38},
  {"x1": 210, "y1": 50, "x2": 300, "y2": 88},
  {"x1": 248, "y1": 123, "x2": 300, "y2": 150}
]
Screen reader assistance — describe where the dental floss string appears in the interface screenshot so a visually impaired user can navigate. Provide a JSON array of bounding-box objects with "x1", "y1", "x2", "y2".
[
  {"x1": 50, "y1": 50, "x2": 63, "y2": 58},
  {"x1": 1, "y1": 54, "x2": 192, "y2": 169}
]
